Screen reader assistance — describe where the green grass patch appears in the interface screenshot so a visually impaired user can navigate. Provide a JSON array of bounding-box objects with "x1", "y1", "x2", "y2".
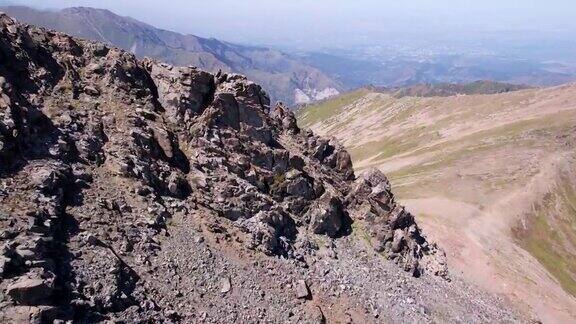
[
  {"x1": 351, "y1": 220, "x2": 372, "y2": 245},
  {"x1": 349, "y1": 137, "x2": 409, "y2": 162},
  {"x1": 514, "y1": 178, "x2": 576, "y2": 297},
  {"x1": 296, "y1": 89, "x2": 369, "y2": 128}
]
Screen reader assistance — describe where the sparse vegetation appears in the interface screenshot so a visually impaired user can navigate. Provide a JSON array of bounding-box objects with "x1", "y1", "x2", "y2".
[
  {"x1": 295, "y1": 88, "x2": 369, "y2": 127},
  {"x1": 515, "y1": 178, "x2": 576, "y2": 297},
  {"x1": 297, "y1": 84, "x2": 576, "y2": 313},
  {"x1": 351, "y1": 220, "x2": 372, "y2": 245}
]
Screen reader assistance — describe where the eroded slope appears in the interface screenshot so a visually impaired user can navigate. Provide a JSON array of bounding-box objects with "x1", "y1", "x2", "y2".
[{"x1": 299, "y1": 85, "x2": 576, "y2": 322}]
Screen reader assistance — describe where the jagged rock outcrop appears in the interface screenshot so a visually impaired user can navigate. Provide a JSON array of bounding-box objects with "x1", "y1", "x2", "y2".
[{"x1": 0, "y1": 14, "x2": 523, "y2": 323}]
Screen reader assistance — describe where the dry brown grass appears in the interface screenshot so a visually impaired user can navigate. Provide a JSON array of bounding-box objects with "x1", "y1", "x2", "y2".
[{"x1": 297, "y1": 83, "x2": 576, "y2": 322}]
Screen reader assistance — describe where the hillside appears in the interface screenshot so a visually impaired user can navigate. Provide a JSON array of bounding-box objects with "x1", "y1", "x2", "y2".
[
  {"x1": 389, "y1": 81, "x2": 531, "y2": 98},
  {"x1": 0, "y1": 13, "x2": 528, "y2": 322},
  {"x1": 0, "y1": 5, "x2": 340, "y2": 106},
  {"x1": 297, "y1": 85, "x2": 576, "y2": 322}
]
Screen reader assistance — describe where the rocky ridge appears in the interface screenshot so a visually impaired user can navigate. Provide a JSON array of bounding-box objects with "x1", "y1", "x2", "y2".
[{"x1": 0, "y1": 14, "x2": 523, "y2": 323}]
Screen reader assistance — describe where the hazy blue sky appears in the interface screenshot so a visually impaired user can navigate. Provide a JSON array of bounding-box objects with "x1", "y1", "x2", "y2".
[{"x1": 3, "y1": 0, "x2": 576, "y2": 49}]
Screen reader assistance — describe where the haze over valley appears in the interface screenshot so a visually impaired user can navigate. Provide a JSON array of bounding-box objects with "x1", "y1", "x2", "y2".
[{"x1": 3, "y1": 1, "x2": 576, "y2": 104}]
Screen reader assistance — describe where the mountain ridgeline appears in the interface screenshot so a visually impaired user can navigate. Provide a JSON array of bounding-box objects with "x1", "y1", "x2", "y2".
[
  {"x1": 386, "y1": 81, "x2": 531, "y2": 98},
  {"x1": 0, "y1": 5, "x2": 341, "y2": 106}
]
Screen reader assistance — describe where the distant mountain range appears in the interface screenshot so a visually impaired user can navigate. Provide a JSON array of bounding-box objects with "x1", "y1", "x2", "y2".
[
  {"x1": 300, "y1": 51, "x2": 576, "y2": 90},
  {"x1": 3, "y1": 5, "x2": 575, "y2": 108},
  {"x1": 0, "y1": 5, "x2": 341, "y2": 106}
]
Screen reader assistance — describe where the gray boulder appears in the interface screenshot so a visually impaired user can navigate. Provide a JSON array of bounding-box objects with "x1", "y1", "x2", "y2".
[
  {"x1": 7, "y1": 278, "x2": 53, "y2": 306},
  {"x1": 307, "y1": 194, "x2": 345, "y2": 237}
]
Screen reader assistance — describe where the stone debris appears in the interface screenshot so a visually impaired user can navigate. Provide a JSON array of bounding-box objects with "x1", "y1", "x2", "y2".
[
  {"x1": 295, "y1": 280, "x2": 310, "y2": 299},
  {"x1": 313, "y1": 306, "x2": 326, "y2": 324},
  {"x1": 220, "y1": 277, "x2": 232, "y2": 294},
  {"x1": 0, "y1": 12, "x2": 525, "y2": 323}
]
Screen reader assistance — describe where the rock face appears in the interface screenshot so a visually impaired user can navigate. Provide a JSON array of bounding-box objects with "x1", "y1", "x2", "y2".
[{"x1": 0, "y1": 13, "x2": 525, "y2": 323}]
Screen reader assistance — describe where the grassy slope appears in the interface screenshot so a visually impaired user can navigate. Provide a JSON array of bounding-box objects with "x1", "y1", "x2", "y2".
[
  {"x1": 514, "y1": 177, "x2": 576, "y2": 296},
  {"x1": 295, "y1": 89, "x2": 369, "y2": 127},
  {"x1": 297, "y1": 85, "x2": 576, "y2": 299}
]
